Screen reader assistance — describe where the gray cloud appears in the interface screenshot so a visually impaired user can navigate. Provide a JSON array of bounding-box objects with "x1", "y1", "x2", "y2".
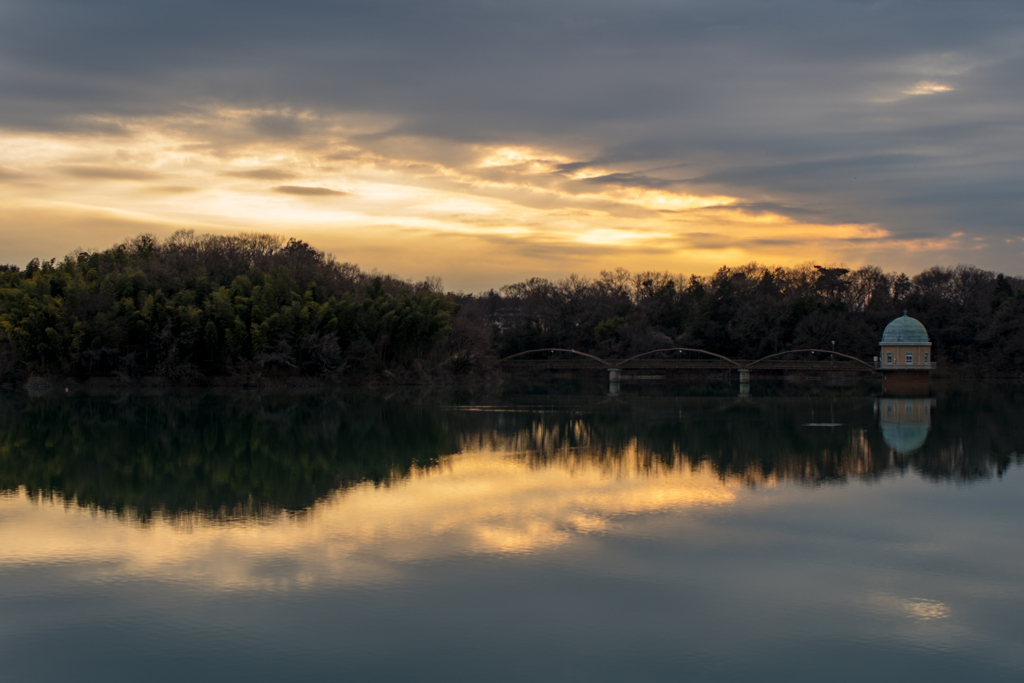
[
  {"x1": 708, "y1": 202, "x2": 819, "y2": 219},
  {"x1": 1, "y1": 0, "x2": 1023, "y2": 267},
  {"x1": 273, "y1": 185, "x2": 347, "y2": 196},
  {"x1": 148, "y1": 185, "x2": 200, "y2": 194},
  {"x1": 223, "y1": 168, "x2": 297, "y2": 180},
  {"x1": 250, "y1": 114, "x2": 304, "y2": 138},
  {"x1": 578, "y1": 173, "x2": 677, "y2": 190},
  {"x1": 57, "y1": 165, "x2": 160, "y2": 181},
  {"x1": 0, "y1": 165, "x2": 28, "y2": 180}
]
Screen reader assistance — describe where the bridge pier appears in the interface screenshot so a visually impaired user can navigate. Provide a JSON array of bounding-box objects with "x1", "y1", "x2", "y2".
[
  {"x1": 608, "y1": 367, "x2": 621, "y2": 396},
  {"x1": 737, "y1": 368, "x2": 750, "y2": 397}
]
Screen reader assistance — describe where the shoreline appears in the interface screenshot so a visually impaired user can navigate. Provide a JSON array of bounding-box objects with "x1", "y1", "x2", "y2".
[{"x1": 8, "y1": 366, "x2": 1022, "y2": 394}]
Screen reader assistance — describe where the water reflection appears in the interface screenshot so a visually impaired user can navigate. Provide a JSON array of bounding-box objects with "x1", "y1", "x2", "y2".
[
  {"x1": 0, "y1": 448, "x2": 738, "y2": 588},
  {"x1": 877, "y1": 398, "x2": 935, "y2": 454},
  {"x1": 0, "y1": 391, "x2": 453, "y2": 521},
  {"x1": 460, "y1": 392, "x2": 1021, "y2": 487},
  {"x1": 1, "y1": 386, "x2": 1021, "y2": 527},
  {"x1": 2, "y1": 385, "x2": 1022, "y2": 683}
]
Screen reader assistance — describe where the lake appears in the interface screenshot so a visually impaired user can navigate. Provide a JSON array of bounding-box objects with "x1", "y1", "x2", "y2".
[{"x1": 1, "y1": 381, "x2": 1022, "y2": 682}]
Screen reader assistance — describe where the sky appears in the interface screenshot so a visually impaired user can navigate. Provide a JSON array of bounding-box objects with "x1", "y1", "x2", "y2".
[{"x1": 0, "y1": 0, "x2": 1022, "y2": 291}]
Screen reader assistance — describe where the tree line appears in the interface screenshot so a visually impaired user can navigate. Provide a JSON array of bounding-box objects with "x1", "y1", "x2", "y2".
[
  {"x1": 1, "y1": 231, "x2": 1022, "y2": 381},
  {"x1": 458, "y1": 262, "x2": 1024, "y2": 376}
]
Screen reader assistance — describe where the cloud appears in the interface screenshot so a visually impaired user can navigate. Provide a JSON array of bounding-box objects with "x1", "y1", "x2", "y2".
[
  {"x1": 579, "y1": 173, "x2": 677, "y2": 190},
  {"x1": 222, "y1": 168, "x2": 297, "y2": 180},
  {"x1": 250, "y1": 114, "x2": 304, "y2": 138},
  {"x1": 903, "y1": 81, "x2": 954, "y2": 95},
  {"x1": 57, "y1": 165, "x2": 161, "y2": 181},
  {"x1": 1, "y1": 0, "x2": 1023, "y2": 284},
  {"x1": 273, "y1": 185, "x2": 348, "y2": 196},
  {"x1": 148, "y1": 185, "x2": 200, "y2": 194},
  {"x1": 711, "y1": 201, "x2": 820, "y2": 219},
  {"x1": 0, "y1": 166, "x2": 28, "y2": 181},
  {"x1": 0, "y1": 112, "x2": 1017, "y2": 291}
]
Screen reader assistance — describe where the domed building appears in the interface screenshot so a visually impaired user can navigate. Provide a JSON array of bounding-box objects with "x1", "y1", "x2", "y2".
[{"x1": 876, "y1": 312, "x2": 935, "y2": 394}]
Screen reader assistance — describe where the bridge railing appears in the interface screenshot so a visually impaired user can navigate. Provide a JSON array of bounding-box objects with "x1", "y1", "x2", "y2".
[{"x1": 499, "y1": 347, "x2": 880, "y2": 372}]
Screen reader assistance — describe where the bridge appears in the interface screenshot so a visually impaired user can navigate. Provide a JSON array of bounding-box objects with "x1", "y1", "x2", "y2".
[{"x1": 499, "y1": 347, "x2": 877, "y2": 383}]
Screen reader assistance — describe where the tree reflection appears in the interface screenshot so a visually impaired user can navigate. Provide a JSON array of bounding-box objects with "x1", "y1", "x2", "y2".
[
  {"x1": 458, "y1": 386, "x2": 1024, "y2": 485},
  {"x1": 0, "y1": 385, "x2": 1021, "y2": 521},
  {"x1": 0, "y1": 391, "x2": 454, "y2": 521}
]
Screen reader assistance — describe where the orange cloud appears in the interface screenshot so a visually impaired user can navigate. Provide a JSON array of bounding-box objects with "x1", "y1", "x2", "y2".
[{"x1": 0, "y1": 108, "x2": 973, "y2": 288}]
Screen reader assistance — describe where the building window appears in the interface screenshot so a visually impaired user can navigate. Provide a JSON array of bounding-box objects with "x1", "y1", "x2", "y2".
[
  {"x1": 886, "y1": 352, "x2": 893, "y2": 365},
  {"x1": 924, "y1": 352, "x2": 929, "y2": 363},
  {"x1": 906, "y1": 353, "x2": 914, "y2": 365}
]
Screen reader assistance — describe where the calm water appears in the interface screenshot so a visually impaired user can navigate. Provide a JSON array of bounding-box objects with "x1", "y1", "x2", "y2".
[{"x1": 1, "y1": 382, "x2": 1022, "y2": 682}]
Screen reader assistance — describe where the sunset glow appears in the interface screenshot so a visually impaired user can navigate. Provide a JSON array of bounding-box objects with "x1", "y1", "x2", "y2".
[
  {"x1": 1, "y1": 1, "x2": 1021, "y2": 288},
  {"x1": 0, "y1": 109, "x2": 981, "y2": 290}
]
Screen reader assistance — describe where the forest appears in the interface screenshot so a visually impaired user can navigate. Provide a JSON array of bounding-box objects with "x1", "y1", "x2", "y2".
[{"x1": 1, "y1": 231, "x2": 1022, "y2": 383}]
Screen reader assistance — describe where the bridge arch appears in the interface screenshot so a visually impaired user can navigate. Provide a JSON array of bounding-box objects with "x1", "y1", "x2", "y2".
[
  {"x1": 615, "y1": 347, "x2": 742, "y2": 368},
  {"x1": 498, "y1": 346, "x2": 877, "y2": 372},
  {"x1": 499, "y1": 348, "x2": 610, "y2": 366},
  {"x1": 745, "y1": 349, "x2": 876, "y2": 371}
]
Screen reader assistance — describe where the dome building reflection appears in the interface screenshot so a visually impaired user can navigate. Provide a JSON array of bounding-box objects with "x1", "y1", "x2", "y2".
[{"x1": 875, "y1": 397, "x2": 935, "y2": 455}]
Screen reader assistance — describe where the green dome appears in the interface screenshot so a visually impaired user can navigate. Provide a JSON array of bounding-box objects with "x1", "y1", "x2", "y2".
[{"x1": 881, "y1": 312, "x2": 929, "y2": 343}]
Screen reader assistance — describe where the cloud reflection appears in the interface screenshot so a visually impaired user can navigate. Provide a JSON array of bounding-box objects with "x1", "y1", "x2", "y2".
[{"x1": 0, "y1": 448, "x2": 737, "y2": 589}]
